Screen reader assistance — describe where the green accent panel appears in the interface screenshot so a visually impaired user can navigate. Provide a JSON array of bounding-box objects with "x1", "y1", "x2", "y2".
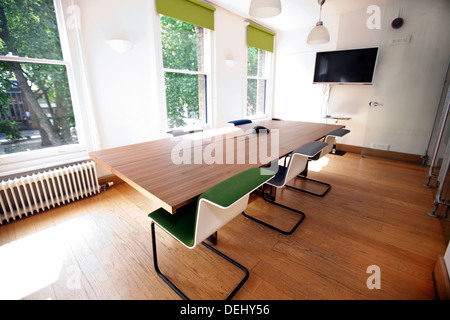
[
  {"x1": 156, "y1": 0, "x2": 215, "y2": 30},
  {"x1": 247, "y1": 24, "x2": 275, "y2": 53},
  {"x1": 199, "y1": 167, "x2": 275, "y2": 207}
]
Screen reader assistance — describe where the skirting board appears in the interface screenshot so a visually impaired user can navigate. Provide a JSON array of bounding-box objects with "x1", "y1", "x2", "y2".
[
  {"x1": 98, "y1": 174, "x2": 124, "y2": 186},
  {"x1": 336, "y1": 144, "x2": 424, "y2": 165},
  {"x1": 433, "y1": 255, "x2": 450, "y2": 300}
]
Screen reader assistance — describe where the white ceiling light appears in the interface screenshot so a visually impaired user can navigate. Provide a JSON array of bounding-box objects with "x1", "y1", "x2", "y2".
[
  {"x1": 307, "y1": 0, "x2": 330, "y2": 45},
  {"x1": 249, "y1": 0, "x2": 282, "y2": 18}
]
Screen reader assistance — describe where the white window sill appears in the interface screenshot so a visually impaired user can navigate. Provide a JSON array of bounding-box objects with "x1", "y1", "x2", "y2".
[
  {"x1": 247, "y1": 115, "x2": 270, "y2": 121},
  {"x1": 0, "y1": 144, "x2": 90, "y2": 178}
]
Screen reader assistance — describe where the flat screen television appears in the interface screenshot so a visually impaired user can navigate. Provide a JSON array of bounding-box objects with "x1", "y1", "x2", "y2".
[{"x1": 313, "y1": 47, "x2": 379, "y2": 84}]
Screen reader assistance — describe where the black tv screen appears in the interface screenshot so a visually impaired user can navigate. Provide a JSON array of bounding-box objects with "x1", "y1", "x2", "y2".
[{"x1": 313, "y1": 47, "x2": 378, "y2": 84}]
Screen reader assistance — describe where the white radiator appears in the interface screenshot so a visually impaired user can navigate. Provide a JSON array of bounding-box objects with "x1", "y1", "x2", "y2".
[{"x1": 0, "y1": 161, "x2": 100, "y2": 225}]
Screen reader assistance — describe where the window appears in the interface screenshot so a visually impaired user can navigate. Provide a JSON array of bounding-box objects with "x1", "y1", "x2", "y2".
[
  {"x1": 246, "y1": 24, "x2": 274, "y2": 119},
  {"x1": 155, "y1": 0, "x2": 215, "y2": 131},
  {"x1": 247, "y1": 47, "x2": 270, "y2": 118},
  {"x1": 0, "y1": 1, "x2": 80, "y2": 157},
  {"x1": 160, "y1": 15, "x2": 210, "y2": 130}
]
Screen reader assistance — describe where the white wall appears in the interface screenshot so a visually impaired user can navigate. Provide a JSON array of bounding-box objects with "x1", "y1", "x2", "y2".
[
  {"x1": 76, "y1": 0, "x2": 166, "y2": 150},
  {"x1": 337, "y1": 0, "x2": 450, "y2": 155},
  {"x1": 213, "y1": 8, "x2": 248, "y2": 127},
  {"x1": 75, "y1": 0, "x2": 254, "y2": 153},
  {"x1": 273, "y1": 19, "x2": 339, "y2": 123},
  {"x1": 273, "y1": 0, "x2": 450, "y2": 156}
]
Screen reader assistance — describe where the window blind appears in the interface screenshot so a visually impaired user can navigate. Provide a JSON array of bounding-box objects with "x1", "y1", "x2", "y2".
[
  {"x1": 156, "y1": 0, "x2": 215, "y2": 30},
  {"x1": 247, "y1": 23, "x2": 275, "y2": 53}
]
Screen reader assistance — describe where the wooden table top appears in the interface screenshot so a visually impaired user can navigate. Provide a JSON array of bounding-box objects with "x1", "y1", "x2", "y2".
[{"x1": 90, "y1": 120, "x2": 344, "y2": 213}]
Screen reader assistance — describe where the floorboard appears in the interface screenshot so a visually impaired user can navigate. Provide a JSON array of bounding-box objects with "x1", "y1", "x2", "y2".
[{"x1": 0, "y1": 152, "x2": 448, "y2": 300}]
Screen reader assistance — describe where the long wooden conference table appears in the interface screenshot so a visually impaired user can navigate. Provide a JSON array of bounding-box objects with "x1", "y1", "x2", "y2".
[{"x1": 90, "y1": 120, "x2": 344, "y2": 214}]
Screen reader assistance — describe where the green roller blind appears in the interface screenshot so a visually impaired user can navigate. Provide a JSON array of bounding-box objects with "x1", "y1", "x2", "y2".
[
  {"x1": 247, "y1": 24, "x2": 275, "y2": 53},
  {"x1": 156, "y1": 0, "x2": 215, "y2": 30}
]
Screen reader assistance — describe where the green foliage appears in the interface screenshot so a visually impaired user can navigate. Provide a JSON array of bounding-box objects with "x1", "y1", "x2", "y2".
[
  {"x1": 0, "y1": 119, "x2": 21, "y2": 141},
  {"x1": 160, "y1": 15, "x2": 204, "y2": 129},
  {"x1": 165, "y1": 72, "x2": 200, "y2": 128},
  {"x1": 0, "y1": 0, "x2": 74, "y2": 151},
  {"x1": 160, "y1": 16, "x2": 199, "y2": 71},
  {"x1": 247, "y1": 47, "x2": 259, "y2": 116},
  {"x1": 247, "y1": 79, "x2": 257, "y2": 116},
  {"x1": 248, "y1": 46, "x2": 258, "y2": 77},
  {"x1": 247, "y1": 47, "x2": 269, "y2": 117},
  {"x1": 0, "y1": 64, "x2": 13, "y2": 110},
  {"x1": 0, "y1": 0, "x2": 63, "y2": 60}
]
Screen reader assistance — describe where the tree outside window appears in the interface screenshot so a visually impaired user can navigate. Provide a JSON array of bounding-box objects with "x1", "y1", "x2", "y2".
[
  {"x1": 247, "y1": 46, "x2": 269, "y2": 117},
  {"x1": 160, "y1": 15, "x2": 208, "y2": 129},
  {"x1": 0, "y1": 0, "x2": 76, "y2": 155}
]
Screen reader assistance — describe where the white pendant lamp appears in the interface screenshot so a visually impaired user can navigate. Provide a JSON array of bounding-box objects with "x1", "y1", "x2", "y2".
[
  {"x1": 307, "y1": 0, "x2": 330, "y2": 44},
  {"x1": 249, "y1": 0, "x2": 282, "y2": 18}
]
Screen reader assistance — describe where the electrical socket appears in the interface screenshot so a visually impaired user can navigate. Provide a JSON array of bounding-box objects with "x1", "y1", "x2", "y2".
[
  {"x1": 371, "y1": 143, "x2": 390, "y2": 151},
  {"x1": 390, "y1": 35, "x2": 411, "y2": 45}
]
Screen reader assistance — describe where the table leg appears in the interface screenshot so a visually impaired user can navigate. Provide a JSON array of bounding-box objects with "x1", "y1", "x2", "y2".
[{"x1": 207, "y1": 231, "x2": 218, "y2": 245}]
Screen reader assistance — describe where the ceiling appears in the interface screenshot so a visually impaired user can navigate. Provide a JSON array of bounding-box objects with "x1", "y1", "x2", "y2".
[{"x1": 210, "y1": 0, "x2": 389, "y2": 31}]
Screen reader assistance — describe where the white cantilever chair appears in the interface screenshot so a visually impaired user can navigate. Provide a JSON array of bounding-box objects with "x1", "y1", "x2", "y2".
[
  {"x1": 149, "y1": 167, "x2": 275, "y2": 300},
  {"x1": 243, "y1": 141, "x2": 328, "y2": 235},
  {"x1": 295, "y1": 128, "x2": 350, "y2": 197},
  {"x1": 320, "y1": 128, "x2": 351, "y2": 157}
]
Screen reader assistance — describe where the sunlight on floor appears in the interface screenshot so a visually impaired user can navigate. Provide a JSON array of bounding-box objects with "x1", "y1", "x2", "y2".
[
  {"x1": 277, "y1": 156, "x2": 329, "y2": 172},
  {"x1": 0, "y1": 219, "x2": 82, "y2": 300},
  {"x1": 308, "y1": 156, "x2": 329, "y2": 172}
]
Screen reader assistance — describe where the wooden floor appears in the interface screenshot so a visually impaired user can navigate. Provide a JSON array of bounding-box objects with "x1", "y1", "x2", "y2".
[{"x1": 0, "y1": 152, "x2": 448, "y2": 300}]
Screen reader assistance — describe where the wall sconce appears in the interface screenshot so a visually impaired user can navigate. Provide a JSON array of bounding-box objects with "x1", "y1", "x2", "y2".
[
  {"x1": 106, "y1": 39, "x2": 133, "y2": 53},
  {"x1": 225, "y1": 59, "x2": 236, "y2": 68},
  {"x1": 224, "y1": 52, "x2": 235, "y2": 68}
]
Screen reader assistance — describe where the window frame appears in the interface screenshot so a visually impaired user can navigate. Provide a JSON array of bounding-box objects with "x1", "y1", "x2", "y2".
[
  {"x1": 159, "y1": 15, "x2": 213, "y2": 131},
  {"x1": 246, "y1": 46, "x2": 273, "y2": 120},
  {"x1": 0, "y1": 0, "x2": 97, "y2": 178}
]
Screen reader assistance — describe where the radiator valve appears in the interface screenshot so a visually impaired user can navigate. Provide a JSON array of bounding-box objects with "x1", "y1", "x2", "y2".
[{"x1": 101, "y1": 181, "x2": 114, "y2": 191}]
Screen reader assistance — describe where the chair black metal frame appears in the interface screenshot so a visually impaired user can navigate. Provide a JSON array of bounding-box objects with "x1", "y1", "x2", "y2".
[
  {"x1": 151, "y1": 222, "x2": 249, "y2": 300},
  {"x1": 292, "y1": 128, "x2": 350, "y2": 197},
  {"x1": 294, "y1": 159, "x2": 332, "y2": 197},
  {"x1": 242, "y1": 184, "x2": 306, "y2": 235},
  {"x1": 242, "y1": 141, "x2": 329, "y2": 235}
]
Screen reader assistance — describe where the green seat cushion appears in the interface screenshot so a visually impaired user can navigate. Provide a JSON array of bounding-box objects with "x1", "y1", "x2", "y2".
[
  {"x1": 149, "y1": 200, "x2": 197, "y2": 247},
  {"x1": 198, "y1": 167, "x2": 275, "y2": 207},
  {"x1": 149, "y1": 167, "x2": 275, "y2": 247}
]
